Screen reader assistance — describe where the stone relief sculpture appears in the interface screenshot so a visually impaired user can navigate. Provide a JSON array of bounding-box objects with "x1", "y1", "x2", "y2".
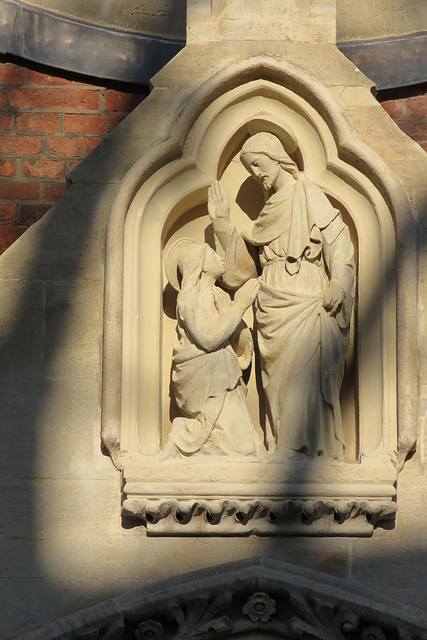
[
  {"x1": 162, "y1": 238, "x2": 264, "y2": 458},
  {"x1": 116, "y1": 70, "x2": 401, "y2": 534},
  {"x1": 208, "y1": 132, "x2": 355, "y2": 460}
]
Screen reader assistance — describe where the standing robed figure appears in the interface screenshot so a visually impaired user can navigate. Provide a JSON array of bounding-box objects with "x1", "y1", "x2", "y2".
[{"x1": 208, "y1": 132, "x2": 354, "y2": 460}]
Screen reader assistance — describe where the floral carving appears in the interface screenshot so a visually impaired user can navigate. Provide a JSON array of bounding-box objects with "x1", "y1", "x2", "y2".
[
  {"x1": 135, "y1": 620, "x2": 164, "y2": 640},
  {"x1": 362, "y1": 627, "x2": 387, "y2": 640},
  {"x1": 289, "y1": 591, "x2": 360, "y2": 640},
  {"x1": 242, "y1": 592, "x2": 276, "y2": 622}
]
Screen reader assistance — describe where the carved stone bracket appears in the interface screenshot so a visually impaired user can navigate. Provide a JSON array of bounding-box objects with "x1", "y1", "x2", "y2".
[
  {"x1": 123, "y1": 496, "x2": 397, "y2": 536},
  {"x1": 14, "y1": 559, "x2": 427, "y2": 640}
]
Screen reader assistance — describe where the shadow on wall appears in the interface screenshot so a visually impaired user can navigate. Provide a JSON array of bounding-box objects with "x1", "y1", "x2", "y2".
[{"x1": 0, "y1": 85, "x2": 426, "y2": 640}]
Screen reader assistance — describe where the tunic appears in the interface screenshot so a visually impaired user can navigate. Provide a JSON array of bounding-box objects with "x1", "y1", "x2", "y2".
[{"x1": 216, "y1": 179, "x2": 354, "y2": 459}]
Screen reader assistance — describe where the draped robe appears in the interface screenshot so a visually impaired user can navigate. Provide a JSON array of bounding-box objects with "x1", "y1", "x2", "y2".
[
  {"x1": 215, "y1": 179, "x2": 354, "y2": 459},
  {"x1": 169, "y1": 284, "x2": 263, "y2": 457}
]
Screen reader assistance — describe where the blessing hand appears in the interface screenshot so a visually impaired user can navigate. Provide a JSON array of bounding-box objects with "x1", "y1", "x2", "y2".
[
  {"x1": 322, "y1": 281, "x2": 343, "y2": 316},
  {"x1": 208, "y1": 180, "x2": 230, "y2": 223}
]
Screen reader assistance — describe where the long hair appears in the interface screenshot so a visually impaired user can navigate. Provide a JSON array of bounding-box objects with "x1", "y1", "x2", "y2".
[{"x1": 240, "y1": 132, "x2": 299, "y2": 179}]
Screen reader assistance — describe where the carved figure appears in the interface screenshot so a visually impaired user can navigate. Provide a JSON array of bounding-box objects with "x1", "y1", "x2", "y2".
[
  {"x1": 162, "y1": 239, "x2": 264, "y2": 458},
  {"x1": 208, "y1": 132, "x2": 354, "y2": 460}
]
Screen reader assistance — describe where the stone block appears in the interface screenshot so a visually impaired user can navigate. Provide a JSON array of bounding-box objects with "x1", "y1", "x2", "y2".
[
  {"x1": 0, "y1": 577, "x2": 135, "y2": 640},
  {"x1": 0, "y1": 184, "x2": 111, "y2": 283},
  {"x1": 43, "y1": 279, "x2": 103, "y2": 381},
  {"x1": 0, "y1": 477, "x2": 119, "y2": 539},
  {"x1": 0, "y1": 279, "x2": 44, "y2": 378},
  {"x1": 351, "y1": 457, "x2": 427, "y2": 595},
  {"x1": 343, "y1": 105, "x2": 427, "y2": 190},
  {"x1": 0, "y1": 376, "x2": 115, "y2": 480}
]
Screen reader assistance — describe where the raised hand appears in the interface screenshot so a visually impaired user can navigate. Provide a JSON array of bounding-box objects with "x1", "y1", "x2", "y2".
[
  {"x1": 208, "y1": 180, "x2": 230, "y2": 223},
  {"x1": 234, "y1": 278, "x2": 260, "y2": 312}
]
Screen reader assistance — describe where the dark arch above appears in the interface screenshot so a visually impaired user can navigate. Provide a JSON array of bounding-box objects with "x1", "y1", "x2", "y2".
[{"x1": 14, "y1": 558, "x2": 427, "y2": 639}]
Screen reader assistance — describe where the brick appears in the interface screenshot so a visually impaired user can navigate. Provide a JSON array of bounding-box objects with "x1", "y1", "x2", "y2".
[
  {"x1": 0, "y1": 63, "x2": 26, "y2": 85},
  {"x1": 43, "y1": 182, "x2": 68, "y2": 202},
  {"x1": 74, "y1": 80, "x2": 102, "y2": 88},
  {"x1": 108, "y1": 113, "x2": 126, "y2": 132},
  {"x1": 64, "y1": 114, "x2": 108, "y2": 134},
  {"x1": 0, "y1": 203, "x2": 17, "y2": 225},
  {"x1": 47, "y1": 136, "x2": 102, "y2": 158},
  {"x1": 22, "y1": 159, "x2": 64, "y2": 179},
  {"x1": 0, "y1": 182, "x2": 40, "y2": 200},
  {"x1": 398, "y1": 120, "x2": 427, "y2": 143},
  {"x1": 0, "y1": 115, "x2": 13, "y2": 131},
  {"x1": 0, "y1": 226, "x2": 27, "y2": 249},
  {"x1": 0, "y1": 159, "x2": 17, "y2": 177},
  {"x1": 105, "y1": 90, "x2": 144, "y2": 112},
  {"x1": 9, "y1": 88, "x2": 100, "y2": 111},
  {"x1": 381, "y1": 99, "x2": 402, "y2": 119},
  {"x1": 405, "y1": 95, "x2": 427, "y2": 118},
  {"x1": 19, "y1": 204, "x2": 51, "y2": 225},
  {"x1": 0, "y1": 91, "x2": 5, "y2": 108},
  {"x1": 0, "y1": 136, "x2": 42, "y2": 155},
  {"x1": 26, "y1": 69, "x2": 72, "y2": 87},
  {"x1": 65, "y1": 159, "x2": 81, "y2": 173},
  {"x1": 16, "y1": 113, "x2": 60, "y2": 133}
]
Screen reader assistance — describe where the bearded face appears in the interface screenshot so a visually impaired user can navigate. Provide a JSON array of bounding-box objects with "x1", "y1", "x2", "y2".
[{"x1": 241, "y1": 152, "x2": 280, "y2": 191}]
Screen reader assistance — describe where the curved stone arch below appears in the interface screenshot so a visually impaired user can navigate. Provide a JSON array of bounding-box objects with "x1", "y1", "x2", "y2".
[{"x1": 15, "y1": 559, "x2": 427, "y2": 640}]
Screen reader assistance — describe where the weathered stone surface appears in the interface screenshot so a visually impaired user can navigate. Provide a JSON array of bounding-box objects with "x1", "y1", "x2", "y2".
[
  {"x1": 187, "y1": 0, "x2": 337, "y2": 45},
  {"x1": 43, "y1": 280, "x2": 102, "y2": 381},
  {"x1": 0, "y1": 378, "x2": 111, "y2": 479},
  {"x1": 19, "y1": 0, "x2": 186, "y2": 39},
  {"x1": 337, "y1": 0, "x2": 427, "y2": 41},
  {"x1": 0, "y1": 184, "x2": 112, "y2": 283},
  {"x1": 0, "y1": 279, "x2": 44, "y2": 378},
  {"x1": 0, "y1": 4, "x2": 426, "y2": 638},
  {"x1": 351, "y1": 455, "x2": 427, "y2": 605}
]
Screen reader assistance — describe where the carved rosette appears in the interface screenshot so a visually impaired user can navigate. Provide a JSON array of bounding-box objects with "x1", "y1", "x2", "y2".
[
  {"x1": 41, "y1": 584, "x2": 425, "y2": 640},
  {"x1": 13, "y1": 560, "x2": 427, "y2": 640}
]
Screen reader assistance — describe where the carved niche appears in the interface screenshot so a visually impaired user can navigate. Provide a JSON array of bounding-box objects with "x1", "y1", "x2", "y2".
[{"x1": 102, "y1": 59, "x2": 411, "y2": 536}]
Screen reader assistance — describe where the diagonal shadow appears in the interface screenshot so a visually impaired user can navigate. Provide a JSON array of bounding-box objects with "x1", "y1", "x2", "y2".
[{"x1": 0, "y1": 43, "x2": 426, "y2": 639}]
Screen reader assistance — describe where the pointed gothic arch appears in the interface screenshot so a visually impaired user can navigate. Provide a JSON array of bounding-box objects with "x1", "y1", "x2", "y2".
[{"x1": 101, "y1": 55, "x2": 417, "y2": 536}]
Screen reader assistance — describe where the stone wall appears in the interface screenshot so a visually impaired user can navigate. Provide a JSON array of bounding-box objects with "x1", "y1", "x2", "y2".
[
  {"x1": 0, "y1": 44, "x2": 426, "y2": 640},
  {"x1": 0, "y1": 59, "x2": 146, "y2": 253},
  {"x1": 1, "y1": 60, "x2": 425, "y2": 258}
]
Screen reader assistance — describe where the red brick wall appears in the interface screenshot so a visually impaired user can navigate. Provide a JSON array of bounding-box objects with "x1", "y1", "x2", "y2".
[
  {"x1": 0, "y1": 60, "x2": 146, "y2": 253},
  {"x1": 381, "y1": 90, "x2": 427, "y2": 153},
  {"x1": 0, "y1": 58, "x2": 426, "y2": 255}
]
